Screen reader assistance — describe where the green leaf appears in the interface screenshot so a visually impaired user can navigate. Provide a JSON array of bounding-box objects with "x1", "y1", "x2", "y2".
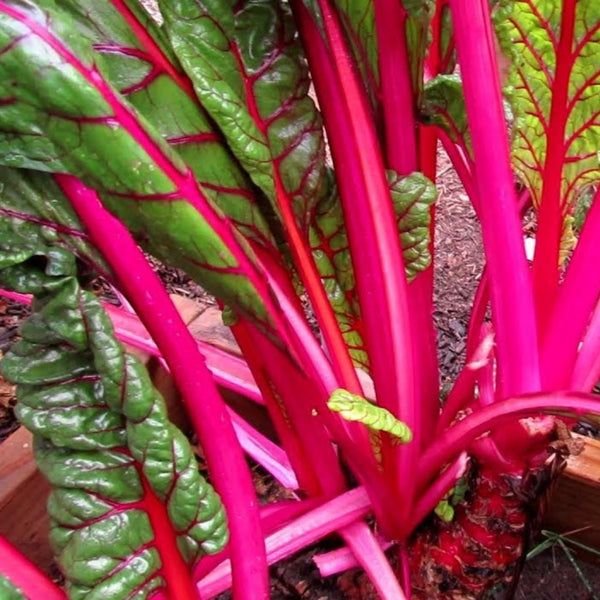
[
  {"x1": 334, "y1": 1, "x2": 379, "y2": 107},
  {"x1": 310, "y1": 182, "x2": 369, "y2": 370},
  {"x1": 158, "y1": 0, "x2": 328, "y2": 233},
  {"x1": 388, "y1": 170, "x2": 437, "y2": 279},
  {"x1": 57, "y1": 0, "x2": 275, "y2": 249},
  {"x1": 421, "y1": 74, "x2": 471, "y2": 153},
  {"x1": 0, "y1": 245, "x2": 227, "y2": 599},
  {"x1": 434, "y1": 499, "x2": 455, "y2": 522},
  {"x1": 0, "y1": 575, "x2": 27, "y2": 600},
  {"x1": 505, "y1": 0, "x2": 600, "y2": 213},
  {"x1": 328, "y1": 388, "x2": 413, "y2": 443},
  {"x1": 310, "y1": 171, "x2": 436, "y2": 371},
  {"x1": 0, "y1": 167, "x2": 108, "y2": 274},
  {"x1": 0, "y1": 0, "x2": 271, "y2": 324}
]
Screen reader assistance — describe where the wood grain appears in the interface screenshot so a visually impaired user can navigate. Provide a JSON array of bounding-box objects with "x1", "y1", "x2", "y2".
[{"x1": 543, "y1": 434, "x2": 600, "y2": 556}]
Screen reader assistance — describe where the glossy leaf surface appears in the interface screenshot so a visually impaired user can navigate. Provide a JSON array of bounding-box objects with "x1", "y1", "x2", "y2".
[
  {"x1": 0, "y1": 242, "x2": 227, "y2": 599},
  {"x1": 0, "y1": 0, "x2": 270, "y2": 324},
  {"x1": 0, "y1": 167, "x2": 107, "y2": 274},
  {"x1": 159, "y1": 0, "x2": 328, "y2": 233},
  {"x1": 60, "y1": 0, "x2": 275, "y2": 249}
]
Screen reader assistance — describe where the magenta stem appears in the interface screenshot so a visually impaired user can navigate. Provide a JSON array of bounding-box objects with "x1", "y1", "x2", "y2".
[
  {"x1": 374, "y1": 0, "x2": 418, "y2": 174},
  {"x1": 542, "y1": 187, "x2": 600, "y2": 387},
  {"x1": 449, "y1": 0, "x2": 540, "y2": 396},
  {"x1": 56, "y1": 175, "x2": 269, "y2": 600},
  {"x1": 0, "y1": 537, "x2": 66, "y2": 600},
  {"x1": 294, "y1": 0, "x2": 418, "y2": 537},
  {"x1": 571, "y1": 300, "x2": 600, "y2": 391},
  {"x1": 418, "y1": 391, "x2": 600, "y2": 491}
]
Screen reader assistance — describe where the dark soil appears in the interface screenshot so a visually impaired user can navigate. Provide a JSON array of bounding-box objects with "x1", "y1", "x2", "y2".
[{"x1": 1, "y1": 153, "x2": 600, "y2": 598}]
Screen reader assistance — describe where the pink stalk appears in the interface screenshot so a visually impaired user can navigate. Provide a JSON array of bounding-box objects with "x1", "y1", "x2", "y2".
[
  {"x1": 0, "y1": 290, "x2": 31, "y2": 304},
  {"x1": 438, "y1": 131, "x2": 477, "y2": 208},
  {"x1": 375, "y1": 0, "x2": 440, "y2": 448},
  {"x1": 56, "y1": 175, "x2": 269, "y2": 600},
  {"x1": 571, "y1": 300, "x2": 600, "y2": 391},
  {"x1": 531, "y1": 0, "x2": 577, "y2": 334},
  {"x1": 314, "y1": 535, "x2": 392, "y2": 577},
  {"x1": 374, "y1": 0, "x2": 418, "y2": 174},
  {"x1": 340, "y1": 521, "x2": 408, "y2": 600},
  {"x1": 293, "y1": 0, "x2": 418, "y2": 537},
  {"x1": 228, "y1": 409, "x2": 298, "y2": 490},
  {"x1": 449, "y1": 0, "x2": 540, "y2": 397},
  {"x1": 465, "y1": 269, "x2": 491, "y2": 357},
  {"x1": 408, "y1": 452, "x2": 469, "y2": 532},
  {"x1": 398, "y1": 545, "x2": 412, "y2": 600},
  {"x1": 436, "y1": 326, "x2": 495, "y2": 434},
  {"x1": 418, "y1": 391, "x2": 600, "y2": 491},
  {"x1": 416, "y1": 123, "x2": 440, "y2": 448},
  {"x1": 542, "y1": 187, "x2": 600, "y2": 387},
  {"x1": 408, "y1": 273, "x2": 440, "y2": 448},
  {"x1": 0, "y1": 536, "x2": 66, "y2": 600},
  {"x1": 197, "y1": 487, "x2": 372, "y2": 598}
]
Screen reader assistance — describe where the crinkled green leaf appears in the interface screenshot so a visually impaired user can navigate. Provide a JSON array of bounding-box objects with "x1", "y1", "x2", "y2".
[
  {"x1": 334, "y1": 1, "x2": 379, "y2": 107},
  {"x1": 310, "y1": 171, "x2": 436, "y2": 371},
  {"x1": 421, "y1": 74, "x2": 471, "y2": 153},
  {"x1": 505, "y1": 0, "x2": 600, "y2": 212},
  {"x1": 57, "y1": 0, "x2": 275, "y2": 249},
  {"x1": 403, "y1": 0, "x2": 435, "y2": 92},
  {"x1": 328, "y1": 388, "x2": 413, "y2": 443},
  {"x1": 0, "y1": 167, "x2": 108, "y2": 274},
  {"x1": 0, "y1": 575, "x2": 27, "y2": 600},
  {"x1": 158, "y1": 0, "x2": 328, "y2": 233},
  {"x1": 0, "y1": 245, "x2": 227, "y2": 600},
  {"x1": 388, "y1": 170, "x2": 437, "y2": 278},
  {"x1": 0, "y1": 0, "x2": 270, "y2": 324}
]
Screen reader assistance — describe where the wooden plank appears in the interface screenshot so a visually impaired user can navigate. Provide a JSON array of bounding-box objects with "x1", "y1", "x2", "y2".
[
  {"x1": 0, "y1": 426, "x2": 53, "y2": 574},
  {"x1": 543, "y1": 434, "x2": 600, "y2": 556}
]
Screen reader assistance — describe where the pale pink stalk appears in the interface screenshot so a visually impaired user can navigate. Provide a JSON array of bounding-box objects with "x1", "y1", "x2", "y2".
[
  {"x1": 449, "y1": 0, "x2": 540, "y2": 396},
  {"x1": 293, "y1": 0, "x2": 418, "y2": 537},
  {"x1": 571, "y1": 300, "x2": 600, "y2": 391},
  {"x1": 197, "y1": 487, "x2": 371, "y2": 598},
  {"x1": 228, "y1": 409, "x2": 298, "y2": 490},
  {"x1": 340, "y1": 521, "x2": 408, "y2": 600},
  {"x1": 314, "y1": 535, "x2": 392, "y2": 577},
  {"x1": 542, "y1": 187, "x2": 600, "y2": 387},
  {"x1": 56, "y1": 175, "x2": 269, "y2": 600}
]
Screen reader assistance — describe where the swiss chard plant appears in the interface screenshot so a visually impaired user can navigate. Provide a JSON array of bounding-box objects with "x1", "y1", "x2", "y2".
[{"x1": 1, "y1": 0, "x2": 600, "y2": 599}]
